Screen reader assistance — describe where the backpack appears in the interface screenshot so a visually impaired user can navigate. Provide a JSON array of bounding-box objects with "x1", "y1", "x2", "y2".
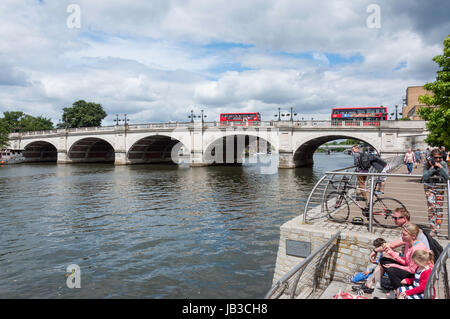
[
  {"x1": 359, "y1": 152, "x2": 372, "y2": 170},
  {"x1": 369, "y1": 155, "x2": 387, "y2": 173},
  {"x1": 421, "y1": 230, "x2": 443, "y2": 263}
]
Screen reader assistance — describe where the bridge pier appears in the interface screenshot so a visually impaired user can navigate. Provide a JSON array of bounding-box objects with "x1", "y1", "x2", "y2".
[
  {"x1": 57, "y1": 151, "x2": 73, "y2": 164},
  {"x1": 278, "y1": 152, "x2": 314, "y2": 168},
  {"x1": 278, "y1": 152, "x2": 296, "y2": 169},
  {"x1": 114, "y1": 152, "x2": 131, "y2": 165},
  {"x1": 189, "y1": 150, "x2": 209, "y2": 167}
]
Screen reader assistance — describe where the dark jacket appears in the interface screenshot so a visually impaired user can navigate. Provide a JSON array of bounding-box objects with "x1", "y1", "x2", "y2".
[
  {"x1": 423, "y1": 161, "x2": 449, "y2": 183},
  {"x1": 353, "y1": 151, "x2": 368, "y2": 172}
]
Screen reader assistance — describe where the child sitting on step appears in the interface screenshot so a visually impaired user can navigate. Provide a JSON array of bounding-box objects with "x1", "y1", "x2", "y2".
[
  {"x1": 349, "y1": 238, "x2": 386, "y2": 293},
  {"x1": 397, "y1": 250, "x2": 435, "y2": 299}
]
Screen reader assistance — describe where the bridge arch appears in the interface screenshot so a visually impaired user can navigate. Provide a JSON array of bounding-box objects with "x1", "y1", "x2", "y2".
[
  {"x1": 293, "y1": 134, "x2": 379, "y2": 167},
  {"x1": 68, "y1": 137, "x2": 115, "y2": 163},
  {"x1": 203, "y1": 127, "x2": 278, "y2": 152},
  {"x1": 203, "y1": 134, "x2": 273, "y2": 165},
  {"x1": 127, "y1": 134, "x2": 188, "y2": 164},
  {"x1": 22, "y1": 141, "x2": 58, "y2": 162}
]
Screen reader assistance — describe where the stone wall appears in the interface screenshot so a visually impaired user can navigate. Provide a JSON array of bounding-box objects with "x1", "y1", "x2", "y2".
[{"x1": 271, "y1": 216, "x2": 400, "y2": 294}]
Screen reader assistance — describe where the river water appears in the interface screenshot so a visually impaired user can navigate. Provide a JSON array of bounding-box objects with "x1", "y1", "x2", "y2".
[{"x1": 0, "y1": 152, "x2": 352, "y2": 298}]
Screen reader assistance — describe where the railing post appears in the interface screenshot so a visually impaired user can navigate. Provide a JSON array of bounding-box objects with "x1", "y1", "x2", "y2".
[
  {"x1": 424, "y1": 244, "x2": 450, "y2": 299},
  {"x1": 303, "y1": 174, "x2": 328, "y2": 224},
  {"x1": 368, "y1": 175, "x2": 375, "y2": 233}
]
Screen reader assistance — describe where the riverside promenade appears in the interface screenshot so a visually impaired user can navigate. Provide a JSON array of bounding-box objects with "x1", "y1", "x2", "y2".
[
  {"x1": 345, "y1": 163, "x2": 449, "y2": 238},
  {"x1": 269, "y1": 160, "x2": 450, "y2": 299}
]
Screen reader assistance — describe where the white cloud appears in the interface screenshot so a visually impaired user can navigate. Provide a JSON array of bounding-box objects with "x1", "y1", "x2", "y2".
[{"x1": 0, "y1": 0, "x2": 447, "y2": 124}]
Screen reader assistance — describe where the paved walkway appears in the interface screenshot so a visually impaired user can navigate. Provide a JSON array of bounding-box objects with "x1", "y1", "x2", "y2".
[{"x1": 336, "y1": 162, "x2": 448, "y2": 239}]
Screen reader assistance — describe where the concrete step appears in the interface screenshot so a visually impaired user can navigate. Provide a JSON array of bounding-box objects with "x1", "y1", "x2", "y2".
[{"x1": 319, "y1": 280, "x2": 395, "y2": 299}]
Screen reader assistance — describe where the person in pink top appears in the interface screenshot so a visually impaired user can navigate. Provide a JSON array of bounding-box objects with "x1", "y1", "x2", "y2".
[
  {"x1": 353, "y1": 208, "x2": 430, "y2": 293},
  {"x1": 404, "y1": 149, "x2": 416, "y2": 174},
  {"x1": 380, "y1": 223, "x2": 429, "y2": 289}
]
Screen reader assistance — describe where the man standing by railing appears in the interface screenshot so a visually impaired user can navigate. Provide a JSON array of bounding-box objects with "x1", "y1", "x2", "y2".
[
  {"x1": 352, "y1": 145, "x2": 369, "y2": 201},
  {"x1": 423, "y1": 148, "x2": 449, "y2": 237}
]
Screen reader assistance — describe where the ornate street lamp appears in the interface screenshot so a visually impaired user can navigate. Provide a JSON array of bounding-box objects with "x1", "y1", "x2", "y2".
[
  {"x1": 390, "y1": 105, "x2": 402, "y2": 120},
  {"x1": 274, "y1": 107, "x2": 281, "y2": 121},
  {"x1": 114, "y1": 114, "x2": 130, "y2": 127},
  {"x1": 289, "y1": 106, "x2": 298, "y2": 122},
  {"x1": 200, "y1": 110, "x2": 207, "y2": 123},
  {"x1": 188, "y1": 110, "x2": 195, "y2": 123},
  {"x1": 188, "y1": 109, "x2": 207, "y2": 123}
]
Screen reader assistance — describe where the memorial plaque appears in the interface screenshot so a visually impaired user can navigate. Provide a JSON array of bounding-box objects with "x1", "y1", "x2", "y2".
[{"x1": 286, "y1": 240, "x2": 311, "y2": 258}]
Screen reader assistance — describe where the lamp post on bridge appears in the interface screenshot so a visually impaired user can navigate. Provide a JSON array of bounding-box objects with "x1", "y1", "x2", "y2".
[
  {"x1": 390, "y1": 105, "x2": 402, "y2": 121},
  {"x1": 200, "y1": 110, "x2": 207, "y2": 123},
  {"x1": 274, "y1": 107, "x2": 281, "y2": 121},
  {"x1": 114, "y1": 114, "x2": 120, "y2": 125},
  {"x1": 288, "y1": 106, "x2": 298, "y2": 122},
  {"x1": 114, "y1": 114, "x2": 130, "y2": 129},
  {"x1": 274, "y1": 107, "x2": 298, "y2": 122},
  {"x1": 188, "y1": 109, "x2": 207, "y2": 123}
]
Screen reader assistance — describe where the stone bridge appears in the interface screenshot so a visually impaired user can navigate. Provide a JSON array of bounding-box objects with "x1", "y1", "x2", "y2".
[{"x1": 7, "y1": 120, "x2": 429, "y2": 168}]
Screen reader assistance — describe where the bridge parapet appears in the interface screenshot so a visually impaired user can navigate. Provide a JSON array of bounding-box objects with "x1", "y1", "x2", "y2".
[{"x1": 8, "y1": 120, "x2": 428, "y2": 138}]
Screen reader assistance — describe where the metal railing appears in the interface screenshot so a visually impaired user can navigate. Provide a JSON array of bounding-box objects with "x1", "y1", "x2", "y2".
[
  {"x1": 303, "y1": 158, "x2": 449, "y2": 238},
  {"x1": 303, "y1": 155, "x2": 403, "y2": 224},
  {"x1": 265, "y1": 231, "x2": 341, "y2": 299},
  {"x1": 424, "y1": 244, "x2": 450, "y2": 299}
]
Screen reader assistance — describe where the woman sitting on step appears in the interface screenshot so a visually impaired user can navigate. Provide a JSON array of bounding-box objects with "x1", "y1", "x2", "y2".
[{"x1": 378, "y1": 223, "x2": 429, "y2": 291}]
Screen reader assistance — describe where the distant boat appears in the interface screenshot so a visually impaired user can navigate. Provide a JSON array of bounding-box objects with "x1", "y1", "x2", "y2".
[{"x1": 0, "y1": 149, "x2": 25, "y2": 165}]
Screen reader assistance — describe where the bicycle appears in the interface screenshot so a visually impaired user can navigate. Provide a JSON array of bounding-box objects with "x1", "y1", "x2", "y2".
[{"x1": 324, "y1": 175, "x2": 407, "y2": 228}]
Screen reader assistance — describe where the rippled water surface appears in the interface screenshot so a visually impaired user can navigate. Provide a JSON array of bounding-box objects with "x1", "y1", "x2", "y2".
[{"x1": 0, "y1": 153, "x2": 352, "y2": 298}]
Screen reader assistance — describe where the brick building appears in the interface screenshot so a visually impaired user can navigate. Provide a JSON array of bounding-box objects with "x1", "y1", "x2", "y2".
[{"x1": 402, "y1": 86, "x2": 434, "y2": 120}]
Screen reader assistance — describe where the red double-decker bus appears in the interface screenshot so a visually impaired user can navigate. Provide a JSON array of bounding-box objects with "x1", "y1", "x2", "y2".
[
  {"x1": 220, "y1": 112, "x2": 261, "y2": 125},
  {"x1": 331, "y1": 106, "x2": 388, "y2": 126}
]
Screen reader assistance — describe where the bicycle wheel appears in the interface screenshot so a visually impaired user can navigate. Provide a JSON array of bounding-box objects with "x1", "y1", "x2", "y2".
[
  {"x1": 372, "y1": 197, "x2": 406, "y2": 228},
  {"x1": 325, "y1": 191, "x2": 350, "y2": 223}
]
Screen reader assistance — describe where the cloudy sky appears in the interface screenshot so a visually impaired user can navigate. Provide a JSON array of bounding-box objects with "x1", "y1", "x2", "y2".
[{"x1": 0, "y1": 0, "x2": 448, "y2": 125}]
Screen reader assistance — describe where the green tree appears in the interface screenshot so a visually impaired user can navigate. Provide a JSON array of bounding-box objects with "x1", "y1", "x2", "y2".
[
  {"x1": 0, "y1": 111, "x2": 54, "y2": 147},
  {"x1": 418, "y1": 34, "x2": 450, "y2": 148},
  {"x1": 60, "y1": 100, "x2": 107, "y2": 128},
  {"x1": 340, "y1": 139, "x2": 360, "y2": 145},
  {"x1": 2, "y1": 111, "x2": 25, "y2": 132},
  {"x1": 1, "y1": 111, "x2": 53, "y2": 132},
  {"x1": 19, "y1": 115, "x2": 54, "y2": 131},
  {"x1": 0, "y1": 119, "x2": 9, "y2": 148}
]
